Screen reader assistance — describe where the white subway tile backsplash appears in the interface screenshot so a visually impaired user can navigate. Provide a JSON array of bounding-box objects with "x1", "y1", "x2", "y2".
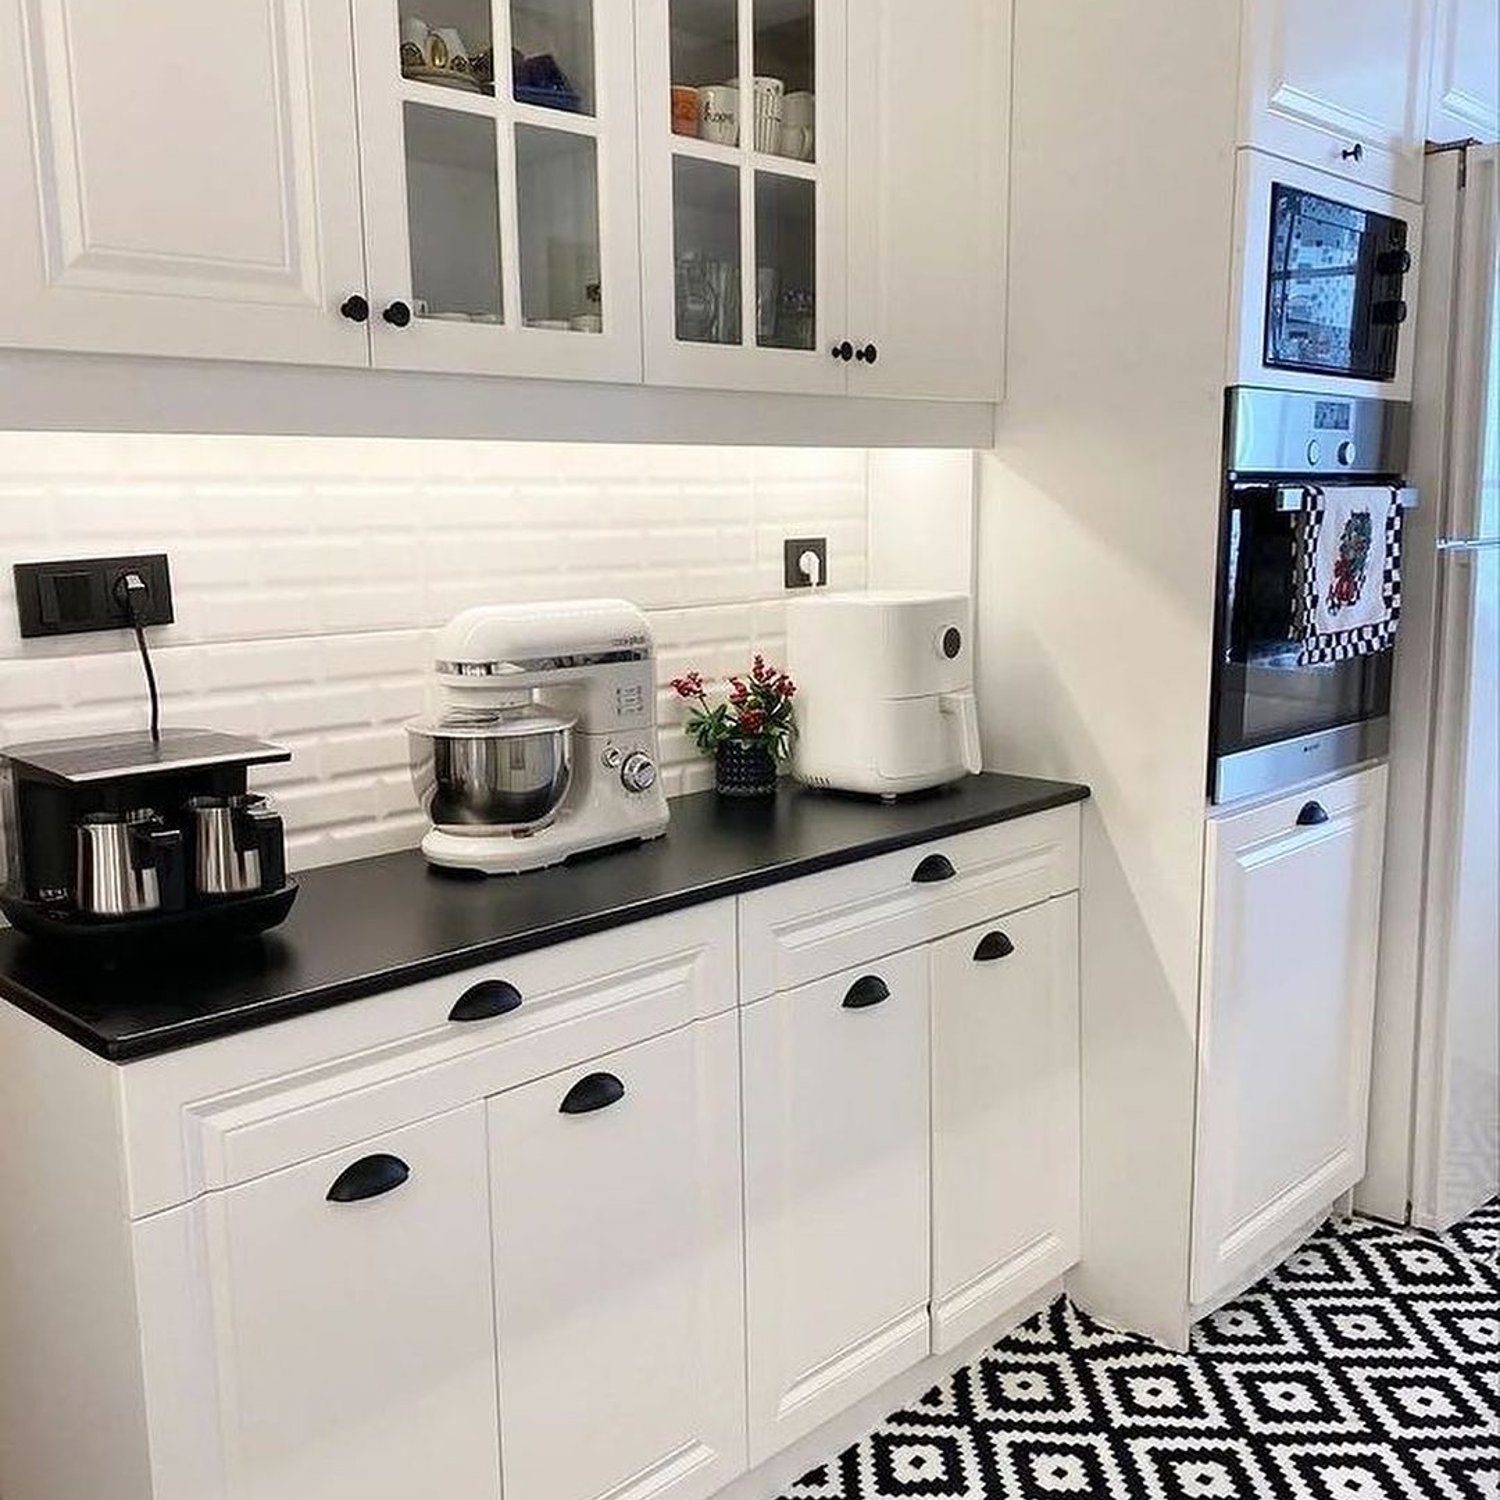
[{"x1": 0, "y1": 434, "x2": 870, "y2": 871}]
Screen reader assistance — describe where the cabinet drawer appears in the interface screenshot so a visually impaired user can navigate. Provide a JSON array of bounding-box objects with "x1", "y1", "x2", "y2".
[
  {"x1": 120, "y1": 900, "x2": 736, "y2": 1216},
  {"x1": 737, "y1": 807, "x2": 1080, "y2": 1001}
]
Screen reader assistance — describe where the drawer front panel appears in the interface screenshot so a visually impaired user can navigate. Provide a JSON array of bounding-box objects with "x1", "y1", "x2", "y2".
[
  {"x1": 122, "y1": 900, "x2": 736, "y2": 1216},
  {"x1": 737, "y1": 807, "x2": 1080, "y2": 1001}
]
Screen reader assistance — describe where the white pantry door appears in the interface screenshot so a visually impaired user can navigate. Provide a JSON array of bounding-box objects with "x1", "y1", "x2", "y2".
[
  {"x1": 1192, "y1": 764, "x2": 1389, "y2": 1306},
  {"x1": 0, "y1": 0, "x2": 370, "y2": 364}
]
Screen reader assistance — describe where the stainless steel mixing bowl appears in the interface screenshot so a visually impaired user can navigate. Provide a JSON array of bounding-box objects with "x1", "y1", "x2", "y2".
[{"x1": 408, "y1": 707, "x2": 576, "y2": 833}]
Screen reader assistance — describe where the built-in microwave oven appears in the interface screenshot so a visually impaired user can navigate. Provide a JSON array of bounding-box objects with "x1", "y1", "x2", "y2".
[{"x1": 1229, "y1": 153, "x2": 1422, "y2": 400}]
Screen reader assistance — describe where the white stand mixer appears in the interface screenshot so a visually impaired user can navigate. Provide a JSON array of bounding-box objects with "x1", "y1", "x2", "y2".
[{"x1": 409, "y1": 601, "x2": 670, "y2": 875}]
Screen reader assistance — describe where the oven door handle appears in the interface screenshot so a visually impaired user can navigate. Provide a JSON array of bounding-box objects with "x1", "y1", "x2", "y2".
[{"x1": 1267, "y1": 484, "x2": 1419, "y2": 514}]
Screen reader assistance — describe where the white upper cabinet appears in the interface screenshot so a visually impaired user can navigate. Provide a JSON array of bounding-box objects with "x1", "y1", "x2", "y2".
[
  {"x1": 0, "y1": 0, "x2": 369, "y2": 364},
  {"x1": 635, "y1": 0, "x2": 849, "y2": 394},
  {"x1": 845, "y1": 0, "x2": 1008, "y2": 402},
  {"x1": 1239, "y1": 0, "x2": 1436, "y2": 200},
  {"x1": 488, "y1": 1014, "x2": 747, "y2": 1500},
  {"x1": 1191, "y1": 765, "x2": 1389, "y2": 1307},
  {"x1": 352, "y1": 0, "x2": 642, "y2": 380},
  {"x1": 1427, "y1": 0, "x2": 1500, "y2": 142}
]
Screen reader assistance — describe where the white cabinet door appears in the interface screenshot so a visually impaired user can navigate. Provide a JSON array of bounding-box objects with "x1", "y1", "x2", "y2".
[
  {"x1": 132, "y1": 1105, "x2": 500, "y2": 1500},
  {"x1": 930, "y1": 897, "x2": 1080, "y2": 1354},
  {"x1": 1239, "y1": 0, "x2": 1435, "y2": 199},
  {"x1": 845, "y1": 0, "x2": 1007, "y2": 401},
  {"x1": 488, "y1": 1013, "x2": 746, "y2": 1500},
  {"x1": 0, "y1": 0, "x2": 369, "y2": 365},
  {"x1": 1192, "y1": 764, "x2": 1389, "y2": 1305},
  {"x1": 1427, "y1": 0, "x2": 1500, "y2": 143},
  {"x1": 636, "y1": 0, "x2": 848, "y2": 393},
  {"x1": 742, "y1": 946, "x2": 929, "y2": 1464},
  {"x1": 353, "y1": 0, "x2": 642, "y2": 380}
]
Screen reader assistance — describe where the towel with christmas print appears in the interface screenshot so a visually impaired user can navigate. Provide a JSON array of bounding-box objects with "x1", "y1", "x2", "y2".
[{"x1": 1295, "y1": 485, "x2": 1403, "y2": 665}]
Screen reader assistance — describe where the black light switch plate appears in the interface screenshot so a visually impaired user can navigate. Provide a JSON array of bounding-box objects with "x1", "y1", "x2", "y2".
[
  {"x1": 14, "y1": 554, "x2": 174, "y2": 639},
  {"x1": 783, "y1": 537, "x2": 828, "y2": 589}
]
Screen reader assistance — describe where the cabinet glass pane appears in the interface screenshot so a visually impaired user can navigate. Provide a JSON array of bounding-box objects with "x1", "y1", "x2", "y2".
[
  {"x1": 515, "y1": 126, "x2": 602, "y2": 331},
  {"x1": 510, "y1": 0, "x2": 595, "y2": 115},
  {"x1": 403, "y1": 104, "x2": 504, "y2": 323},
  {"x1": 673, "y1": 156, "x2": 742, "y2": 345},
  {"x1": 669, "y1": 0, "x2": 740, "y2": 144},
  {"x1": 754, "y1": 172, "x2": 814, "y2": 349},
  {"x1": 398, "y1": 0, "x2": 495, "y2": 95},
  {"x1": 753, "y1": 0, "x2": 813, "y2": 160}
]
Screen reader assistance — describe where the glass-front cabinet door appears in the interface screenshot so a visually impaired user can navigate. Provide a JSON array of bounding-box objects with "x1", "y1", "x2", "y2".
[
  {"x1": 353, "y1": 0, "x2": 641, "y2": 380},
  {"x1": 636, "y1": 0, "x2": 848, "y2": 393}
]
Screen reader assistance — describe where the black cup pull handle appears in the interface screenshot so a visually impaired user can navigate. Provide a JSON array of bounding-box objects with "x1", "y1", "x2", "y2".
[
  {"x1": 912, "y1": 853, "x2": 956, "y2": 884},
  {"x1": 449, "y1": 979, "x2": 523, "y2": 1023},
  {"x1": 327, "y1": 1153, "x2": 410, "y2": 1203},
  {"x1": 973, "y1": 930, "x2": 1015, "y2": 962},
  {"x1": 1297, "y1": 801, "x2": 1330, "y2": 827},
  {"x1": 560, "y1": 1072, "x2": 626, "y2": 1115},
  {"x1": 843, "y1": 974, "x2": 891, "y2": 1009}
]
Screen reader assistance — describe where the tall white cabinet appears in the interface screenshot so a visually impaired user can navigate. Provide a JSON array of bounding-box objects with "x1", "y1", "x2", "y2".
[
  {"x1": 1427, "y1": 0, "x2": 1500, "y2": 143},
  {"x1": 0, "y1": 0, "x2": 368, "y2": 364}
]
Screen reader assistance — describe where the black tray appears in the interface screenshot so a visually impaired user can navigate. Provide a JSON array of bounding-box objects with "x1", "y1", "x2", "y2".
[{"x1": 0, "y1": 882, "x2": 298, "y2": 958}]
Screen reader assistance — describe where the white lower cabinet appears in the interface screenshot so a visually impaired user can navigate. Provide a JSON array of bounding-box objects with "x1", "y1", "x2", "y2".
[
  {"x1": 133, "y1": 1104, "x2": 501, "y2": 1500},
  {"x1": 1191, "y1": 764, "x2": 1389, "y2": 1305},
  {"x1": 488, "y1": 1013, "x2": 747, "y2": 1500},
  {"x1": 742, "y1": 946, "x2": 931, "y2": 1464},
  {"x1": 930, "y1": 896, "x2": 1081, "y2": 1353}
]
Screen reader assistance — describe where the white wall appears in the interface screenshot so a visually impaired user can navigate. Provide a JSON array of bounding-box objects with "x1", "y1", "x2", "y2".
[
  {"x1": 976, "y1": 0, "x2": 1241, "y2": 1348},
  {"x1": 0, "y1": 434, "x2": 870, "y2": 871}
]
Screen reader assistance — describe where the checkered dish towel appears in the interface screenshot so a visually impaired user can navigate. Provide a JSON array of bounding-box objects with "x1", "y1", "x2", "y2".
[{"x1": 1295, "y1": 486, "x2": 1404, "y2": 666}]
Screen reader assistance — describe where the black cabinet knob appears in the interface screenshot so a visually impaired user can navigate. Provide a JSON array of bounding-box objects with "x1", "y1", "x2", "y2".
[
  {"x1": 339, "y1": 294, "x2": 370, "y2": 323},
  {"x1": 449, "y1": 979, "x2": 522, "y2": 1023},
  {"x1": 327, "y1": 1153, "x2": 410, "y2": 1203},
  {"x1": 1375, "y1": 248, "x2": 1412, "y2": 276},
  {"x1": 1371, "y1": 299, "x2": 1408, "y2": 325},
  {"x1": 912, "y1": 853, "x2": 956, "y2": 884},
  {"x1": 842, "y1": 974, "x2": 891, "y2": 1009},
  {"x1": 1341, "y1": 142, "x2": 1365, "y2": 162},
  {"x1": 973, "y1": 931, "x2": 1015, "y2": 963},
  {"x1": 855, "y1": 343, "x2": 878, "y2": 364},
  {"x1": 560, "y1": 1072, "x2": 626, "y2": 1115},
  {"x1": 383, "y1": 300, "x2": 413, "y2": 328},
  {"x1": 1297, "y1": 801, "x2": 1330, "y2": 827},
  {"x1": 831, "y1": 341, "x2": 853, "y2": 362}
]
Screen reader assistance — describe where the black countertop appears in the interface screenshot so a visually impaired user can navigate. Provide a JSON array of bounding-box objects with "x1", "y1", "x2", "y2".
[{"x1": 0, "y1": 774, "x2": 1088, "y2": 1062}]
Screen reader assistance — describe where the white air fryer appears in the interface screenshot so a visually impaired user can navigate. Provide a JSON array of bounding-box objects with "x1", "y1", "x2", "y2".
[{"x1": 787, "y1": 591, "x2": 982, "y2": 798}]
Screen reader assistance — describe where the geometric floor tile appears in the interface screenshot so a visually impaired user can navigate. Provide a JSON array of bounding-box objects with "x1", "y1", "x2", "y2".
[{"x1": 781, "y1": 1200, "x2": 1500, "y2": 1499}]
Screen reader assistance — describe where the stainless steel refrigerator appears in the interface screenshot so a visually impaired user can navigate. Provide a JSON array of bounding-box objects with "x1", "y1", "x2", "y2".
[{"x1": 1361, "y1": 141, "x2": 1499, "y2": 1231}]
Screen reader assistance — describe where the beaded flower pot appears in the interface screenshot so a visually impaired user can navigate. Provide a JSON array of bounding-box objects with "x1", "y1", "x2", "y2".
[{"x1": 715, "y1": 740, "x2": 778, "y2": 798}]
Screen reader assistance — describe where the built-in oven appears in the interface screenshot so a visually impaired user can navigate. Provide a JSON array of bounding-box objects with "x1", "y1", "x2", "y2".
[
  {"x1": 1210, "y1": 387, "x2": 1416, "y2": 804},
  {"x1": 1230, "y1": 153, "x2": 1421, "y2": 400}
]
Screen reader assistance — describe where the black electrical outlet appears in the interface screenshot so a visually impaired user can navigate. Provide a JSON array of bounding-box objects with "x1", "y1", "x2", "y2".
[
  {"x1": 783, "y1": 537, "x2": 828, "y2": 589},
  {"x1": 14, "y1": 554, "x2": 174, "y2": 639}
]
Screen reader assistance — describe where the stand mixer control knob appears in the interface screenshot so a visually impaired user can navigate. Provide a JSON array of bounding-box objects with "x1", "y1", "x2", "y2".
[
  {"x1": 620, "y1": 751, "x2": 658, "y2": 794},
  {"x1": 601, "y1": 745, "x2": 623, "y2": 769}
]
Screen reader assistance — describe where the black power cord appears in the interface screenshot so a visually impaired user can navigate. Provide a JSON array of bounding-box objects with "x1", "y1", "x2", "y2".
[{"x1": 114, "y1": 572, "x2": 161, "y2": 745}]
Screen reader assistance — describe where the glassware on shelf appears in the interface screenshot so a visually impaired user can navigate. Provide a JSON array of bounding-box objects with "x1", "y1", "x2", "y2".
[
  {"x1": 673, "y1": 156, "x2": 742, "y2": 345},
  {"x1": 754, "y1": 171, "x2": 814, "y2": 349}
]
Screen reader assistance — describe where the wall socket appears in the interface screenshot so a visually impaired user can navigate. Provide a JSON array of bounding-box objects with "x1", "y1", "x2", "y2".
[
  {"x1": 14, "y1": 554, "x2": 174, "y2": 639},
  {"x1": 783, "y1": 537, "x2": 828, "y2": 589}
]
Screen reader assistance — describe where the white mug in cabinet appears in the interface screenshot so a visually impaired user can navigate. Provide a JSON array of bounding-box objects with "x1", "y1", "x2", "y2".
[
  {"x1": 781, "y1": 92, "x2": 815, "y2": 160},
  {"x1": 699, "y1": 85, "x2": 740, "y2": 146},
  {"x1": 753, "y1": 77, "x2": 784, "y2": 153}
]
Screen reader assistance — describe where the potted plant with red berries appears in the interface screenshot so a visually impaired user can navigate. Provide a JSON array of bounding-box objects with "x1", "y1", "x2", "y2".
[{"x1": 670, "y1": 655, "x2": 797, "y2": 798}]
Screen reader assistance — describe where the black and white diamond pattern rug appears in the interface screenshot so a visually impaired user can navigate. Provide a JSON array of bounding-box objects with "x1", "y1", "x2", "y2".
[{"x1": 781, "y1": 1201, "x2": 1499, "y2": 1499}]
